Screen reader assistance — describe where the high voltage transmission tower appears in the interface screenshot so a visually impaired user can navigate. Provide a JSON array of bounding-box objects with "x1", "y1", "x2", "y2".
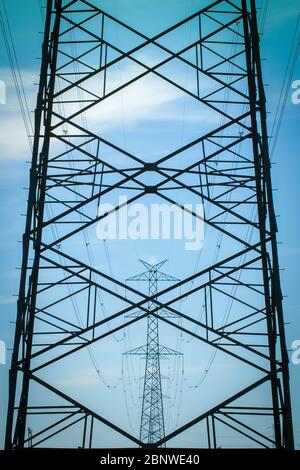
[
  {"x1": 5, "y1": 0, "x2": 294, "y2": 450},
  {"x1": 125, "y1": 260, "x2": 181, "y2": 447}
]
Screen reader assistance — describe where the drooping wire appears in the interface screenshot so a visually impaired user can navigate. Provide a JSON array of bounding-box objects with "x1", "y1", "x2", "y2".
[
  {"x1": 187, "y1": 6, "x2": 269, "y2": 387},
  {"x1": 0, "y1": 0, "x2": 34, "y2": 151},
  {"x1": 269, "y1": 14, "x2": 300, "y2": 160},
  {"x1": 188, "y1": 6, "x2": 299, "y2": 388},
  {"x1": 2, "y1": 0, "x2": 122, "y2": 390},
  {"x1": 258, "y1": 0, "x2": 269, "y2": 36},
  {"x1": 51, "y1": 11, "x2": 123, "y2": 386}
]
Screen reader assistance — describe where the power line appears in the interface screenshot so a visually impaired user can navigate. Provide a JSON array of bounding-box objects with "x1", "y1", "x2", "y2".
[
  {"x1": 187, "y1": 3, "x2": 270, "y2": 386},
  {"x1": 270, "y1": 14, "x2": 300, "y2": 160},
  {"x1": 0, "y1": 0, "x2": 34, "y2": 151},
  {"x1": 3, "y1": 0, "x2": 121, "y2": 391}
]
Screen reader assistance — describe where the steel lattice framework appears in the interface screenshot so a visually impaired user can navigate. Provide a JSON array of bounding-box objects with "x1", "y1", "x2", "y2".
[
  {"x1": 125, "y1": 260, "x2": 180, "y2": 446},
  {"x1": 5, "y1": 0, "x2": 294, "y2": 450}
]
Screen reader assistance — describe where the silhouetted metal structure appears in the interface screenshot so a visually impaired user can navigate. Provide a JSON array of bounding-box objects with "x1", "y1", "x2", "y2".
[
  {"x1": 5, "y1": 0, "x2": 294, "y2": 449},
  {"x1": 125, "y1": 260, "x2": 180, "y2": 446}
]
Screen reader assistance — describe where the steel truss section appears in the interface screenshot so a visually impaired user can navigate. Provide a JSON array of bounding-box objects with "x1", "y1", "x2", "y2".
[
  {"x1": 5, "y1": 0, "x2": 294, "y2": 450},
  {"x1": 124, "y1": 260, "x2": 181, "y2": 446}
]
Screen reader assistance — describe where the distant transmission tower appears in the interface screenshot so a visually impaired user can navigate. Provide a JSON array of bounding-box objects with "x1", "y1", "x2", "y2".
[
  {"x1": 125, "y1": 260, "x2": 181, "y2": 447},
  {"x1": 5, "y1": 0, "x2": 294, "y2": 449}
]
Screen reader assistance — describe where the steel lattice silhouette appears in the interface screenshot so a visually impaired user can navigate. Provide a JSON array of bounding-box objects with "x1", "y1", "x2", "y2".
[
  {"x1": 125, "y1": 260, "x2": 180, "y2": 446},
  {"x1": 5, "y1": 0, "x2": 294, "y2": 450}
]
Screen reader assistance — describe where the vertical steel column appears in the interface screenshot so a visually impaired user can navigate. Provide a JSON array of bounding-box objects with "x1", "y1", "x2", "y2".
[
  {"x1": 242, "y1": 0, "x2": 281, "y2": 448},
  {"x1": 5, "y1": 0, "x2": 62, "y2": 449},
  {"x1": 140, "y1": 268, "x2": 165, "y2": 445},
  {"x1": 248, "y1": 0, "x2": 294, "y2": 449},
  {"x1": 126, "y1": 261, "x2": 180, "y2": 446},
  {"x1": 242, "y1": 0, "x2": 294, "y2": 448}
]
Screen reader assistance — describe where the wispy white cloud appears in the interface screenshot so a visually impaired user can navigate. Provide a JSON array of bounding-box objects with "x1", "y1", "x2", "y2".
[
  {"x1": 0, "y1": 69, "x2": 37, "y2": 162},
  {"x1": 56, "y1": 365, "x2": 119, "y2": 388},
  {"x1": 0, "y1": 62, "x2": 222, "y2": 161},
  {"x1": 0, "y1": 296, "x2": 16, "y2": 305},
  {"x1": 0, "y1": 115, "x2": 31, "y2": 161},
  {"x1": 60, "y1": 70, "x2": 220, "y2": 137},
  {"x1": 86, "y1": 74, "x2": 184, "y2": 131},
  {"x1": 88, "y1": 81, "x2": 219, "y2": 134}
]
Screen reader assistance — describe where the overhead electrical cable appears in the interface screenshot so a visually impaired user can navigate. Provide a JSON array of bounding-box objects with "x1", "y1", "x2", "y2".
[{"x1": 269, "y1": 14, "x2": 300, "y2": 160}]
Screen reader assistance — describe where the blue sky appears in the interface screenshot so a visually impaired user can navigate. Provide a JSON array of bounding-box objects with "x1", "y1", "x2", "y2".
[{"x1": 0, "y1": 0, "x2": 299, "y2": 449}]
